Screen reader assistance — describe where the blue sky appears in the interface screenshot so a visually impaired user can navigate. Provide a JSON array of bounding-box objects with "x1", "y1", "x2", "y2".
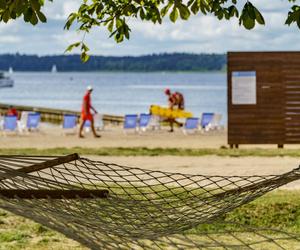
[{"x1": 0, "y1": 0, "x2": 299, "y2": 56}]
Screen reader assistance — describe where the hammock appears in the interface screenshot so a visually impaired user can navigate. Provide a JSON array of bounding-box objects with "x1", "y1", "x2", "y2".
[{"x1": 0, "y1": 154, "x2": 299, "y2": 249}]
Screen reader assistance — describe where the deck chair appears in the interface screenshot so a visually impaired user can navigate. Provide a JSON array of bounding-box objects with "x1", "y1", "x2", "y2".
[
  {"x1": 182, "y1": 117, "x2": 199, "y2": 135},
  {"x1": 3, "y1": 115, "x2": 17, "y2": 135},
  {"x1": 207, "y1": 113, "x2": 223, "y2": 130},
  {"x1": 83, "y1": 114, "x2": 104, "y2": 133},
  {"x1": 200, "y1": 113, "x2": 214, "y2": 131},
  {"x1": 148, "y1": 115, "x2": 161, "y2": 130},
  {"x1": 139, "y1": 113, "x2": 151, "y2": 132},
  {"x1": 123, "y1": 114, "x2": 138, "y2": 134},
  {"x1": 0, "y1": 114, "x2": 3, "y2": 130},
  {"x1": 94, "y1": 113, "x2": 104, "y2": 131},
  {"x1": 18, "y1": 111, "x2": 29, "y2": 133},
  {"x1": 63, "y1": 114, "x2": 77, "y2": 135},
  {"x1": 27, "y1": 112, "x2": 40, "y2": 131},
  {"x1": 83, "y1": 120, "x2": 91, "y2": 133}
]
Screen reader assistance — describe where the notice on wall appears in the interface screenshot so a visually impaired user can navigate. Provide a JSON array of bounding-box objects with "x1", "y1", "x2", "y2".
[{"x1": 232, "y1": 71, "x2": 256, "y2": 105}]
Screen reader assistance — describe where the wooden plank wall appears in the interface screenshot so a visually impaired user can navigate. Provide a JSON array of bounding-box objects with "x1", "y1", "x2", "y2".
[
  {"x1": 283, "y1": 53, "x2": 300, "y2": 143},
  {"x1": 227, "y1": 52, "x2": 300, "y2": 146}
]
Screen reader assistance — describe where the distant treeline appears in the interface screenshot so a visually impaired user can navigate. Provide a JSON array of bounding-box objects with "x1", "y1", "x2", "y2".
[{"x1": 0, "y1": 53, "x2": 226, "y2": 72}]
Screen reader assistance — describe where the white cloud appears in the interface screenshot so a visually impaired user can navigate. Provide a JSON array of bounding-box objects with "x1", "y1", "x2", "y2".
[
  {"x1": 0, "y1": 35, "x2": 22, "y2": 43},
  {"x1": 43, "y1": 0, "x2": 80, "y2": 20}
]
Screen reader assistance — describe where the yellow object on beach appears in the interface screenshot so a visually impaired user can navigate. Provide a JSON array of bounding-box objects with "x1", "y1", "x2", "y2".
[{"x1": 150, "y1": 105, "x2": 193, "y2": 118}]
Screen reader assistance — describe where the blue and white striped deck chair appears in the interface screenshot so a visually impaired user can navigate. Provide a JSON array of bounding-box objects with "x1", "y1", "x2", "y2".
[
  {"x1": 139, "y1": 113, "x2": 151, "y2": 132},
  {"x1": 182, "y1": 117, "x2": 199, "y2": 135},
  {"x1": 123, "y1": 114, "x2": 138, "y2": 134},
  {"x1": 201, "y1": 113, "x2": 214, "y2": 131},
  {"x1": 63, "y1": 114, "x2": 77, "y2": 135},
  {"x1": 3, "y1": 115, "x2": 17, "y2": 135},
  {"x1": 27, "y1": 112, "x2": 40, "y2": 131}
]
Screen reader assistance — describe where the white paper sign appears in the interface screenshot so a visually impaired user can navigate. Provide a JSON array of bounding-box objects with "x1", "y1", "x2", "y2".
[{"x1": 232, "y1": 71, "x2": 256, "y2": 104}]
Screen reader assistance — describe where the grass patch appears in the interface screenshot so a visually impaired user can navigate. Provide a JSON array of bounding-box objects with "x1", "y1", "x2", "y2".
[
  {"x1": 0, "y1": 190, "x2": 300, "y2": 249},
  {"x1": 190, "y1": 190, "x2": 300, "y2": 234},
  {"x1": 0, "y1": 209, "x2": 85, "y2": 250},
  {"x1": 2, "y1": 147, "x2": 300, "y2": 157}
]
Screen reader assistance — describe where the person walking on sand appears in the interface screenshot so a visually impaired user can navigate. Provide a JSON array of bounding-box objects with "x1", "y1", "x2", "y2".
[
  {"x1": 79, "y1": 86, "x2": 100, "y2": 138},
  {"x1": 164, "y1": 88, "x2": 185, "y2": 132}
]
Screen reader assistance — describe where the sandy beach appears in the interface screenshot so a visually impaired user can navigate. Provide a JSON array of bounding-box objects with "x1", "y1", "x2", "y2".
[
  {"x1": 87, "y1": 155, "x2": 300, "y2": 190},
  {"x1": 3, "y1": 123, "x2": 300, "y2": 149},
  {"x1": 2, "y1": 123, "x2": 300, "y2": 189},
  {"x1": 0, "y1": 123, "x2": 227, "y2": 149}
]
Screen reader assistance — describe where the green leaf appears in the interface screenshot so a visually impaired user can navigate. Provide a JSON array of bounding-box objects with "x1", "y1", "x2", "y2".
[
  {"x1": 228, "y1": 6, "x2": 236, "y2": 17},
  {"x1": 30, "y1": 11, "x2": 38, "y2": 25},
  {"x1": 191, "y1": 1, "x2": 199, "y2": 15},
  {"x1": 0, "y1": 0, "x2": 6, "y2": 9},
  {"x1": 178, "y1": 4, "x2": 190, "y2": 20},
  {"x1": 114, "y1": 32, "x2": 124, "y2": 43},
  {"x1": 170, "y1": 7, "x2": 178, "y2": 23},
  {"x1": 80, "y1": 52, "x2": 90, "y2": 62},
  {"x1": 243, "y1": 16, "x2": 255, "y2": 29},
  {"x1": 124, "y1": 26, "x2": 130, "y2": 39},
  {"x1": 247, "y1": 3, "x2": 256, "y2": 19},
  {"x1": 81, "y1": 43, "x2": 90, "y2": 52},
  {"x1": 30, "y1": 0, "x2": 41, "y2": 11},
  {"x1": 15, "y1": 0, "x2": 26, "y2": 15},
  {"x1": 36, "y1": 10, "x2": 47, "y2": 22},
  {"x1": 254, "y1": 7, "x2": 264, "y2": 25},
  {"x1": 65, "y1": 42, "x2": 81, "y2": 52},
  {"x1": 217, "y1": 9, "x2": 224, "y2": 20},
  {"x1": 64, "y1": 13, "x2": 77, "y2": 30},
  {"x1": 161, "y1": 3, "x2": 172, "y2": 17},
  {"x1": 116, "y1": 18, "x2": 123, "y2": 29},
  {"x1": 139, "y1": 7, "x2": 145, "y2": 19},
  {"x1": 297, "y1": 18, "x2": 300, "y2": 29},
  {"x1": 107, "y1": 19, "x2": 114, "y2": 32},
  {"x1": 2, "y1": 10, "x2": 10, "y2": 23},
  {"x1": 24, "y1": 7, "x2": 33, "y2": 22}
]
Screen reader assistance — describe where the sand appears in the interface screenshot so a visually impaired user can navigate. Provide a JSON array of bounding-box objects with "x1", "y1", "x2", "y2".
[
  {"x1": 87, "y1": 155, "x2": 300, "y2": 190},
  {"x1": 2, "y1": 123, "x2": 300, "y2": 189},
  {"x1": 0, "y1": 123, "x2": 227, "y2": 149},
  {"x1": 3, "y1": 123, "x2": 300, "y2": 149}
]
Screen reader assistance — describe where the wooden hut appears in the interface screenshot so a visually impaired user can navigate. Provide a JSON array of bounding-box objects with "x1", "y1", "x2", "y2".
[{"x1": 228, "y1": 52, "x2": 300, "y2": 148}]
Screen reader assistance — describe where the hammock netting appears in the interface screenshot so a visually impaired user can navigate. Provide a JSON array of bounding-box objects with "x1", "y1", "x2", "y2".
[{"x1": 0, "y1": 153, "x2": 300, "y2": 249}]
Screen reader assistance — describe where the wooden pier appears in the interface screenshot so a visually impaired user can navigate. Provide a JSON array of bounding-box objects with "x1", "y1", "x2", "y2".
[{"x1": 0, "y1": 103, "x2": 124, "y2": 125}]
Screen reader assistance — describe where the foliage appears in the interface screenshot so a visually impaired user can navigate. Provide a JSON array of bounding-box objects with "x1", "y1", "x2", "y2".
[
  {"x1": 0, "y1": 53, "x2": 226, "y2": 71},
  {"x1": 0, "y1": 1, "x2": 300, "y2": 61},
  {"x1": 0, "y1": 0, "x2": 48, "y2": 25}
]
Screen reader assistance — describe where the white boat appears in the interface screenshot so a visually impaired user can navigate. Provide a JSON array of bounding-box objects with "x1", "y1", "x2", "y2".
[
  {"x1": 0, "y1": 72, "x2": 14, "y2": 88},
  {"x1": 51, "y1": 64, "x2": 57, "y2": 73},
  {"x1": 8, "y1": 67, "x2": 13, "y2": 74}
]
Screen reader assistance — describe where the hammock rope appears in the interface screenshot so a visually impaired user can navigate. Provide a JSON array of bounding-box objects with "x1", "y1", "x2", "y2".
[{"x1": 0, "y1": 154, "x2": 300, "y2": 249}]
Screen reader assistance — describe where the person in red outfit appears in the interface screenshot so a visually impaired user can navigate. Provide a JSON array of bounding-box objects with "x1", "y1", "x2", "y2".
[
  {"x1": 7, "y1": 106, "x2": 18, "y2": 118},
  {"x1": 164, "y1": 88, "x2": 185, "y2": 132},
  {"x1": 79, "y1": 86, "x2": 100, "y2": 138}
]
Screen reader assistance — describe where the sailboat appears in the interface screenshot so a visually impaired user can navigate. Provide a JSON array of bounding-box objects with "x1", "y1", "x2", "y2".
[
  {"x1": 51, "y1": 64, "x2": 57, "y2": 73},
  {"x1": 8, "y1": 67, "x2": 13, "y2": 74}
]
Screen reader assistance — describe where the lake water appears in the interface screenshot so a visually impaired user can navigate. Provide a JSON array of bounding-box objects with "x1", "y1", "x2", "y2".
[{"x1": 0, "y1": 72, "x2": 227, "y2": 123}]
